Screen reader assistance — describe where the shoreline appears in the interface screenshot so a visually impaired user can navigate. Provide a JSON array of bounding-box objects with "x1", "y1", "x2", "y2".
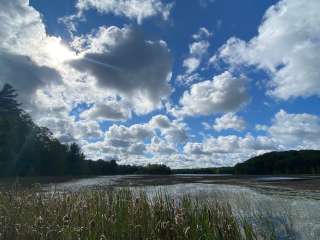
[{"x1": 1, "y1": 174, "x2": 320, "y2": 192}]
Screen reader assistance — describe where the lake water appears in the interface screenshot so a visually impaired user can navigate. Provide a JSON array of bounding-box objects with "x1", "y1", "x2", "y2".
[{"x1": 13, "y1": 175, "x2": 320, "y2": 239}]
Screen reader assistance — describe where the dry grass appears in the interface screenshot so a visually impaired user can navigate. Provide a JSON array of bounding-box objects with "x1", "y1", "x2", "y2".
[{"x1": 0, "y1": 188, "x2": 272, "y2": 240}]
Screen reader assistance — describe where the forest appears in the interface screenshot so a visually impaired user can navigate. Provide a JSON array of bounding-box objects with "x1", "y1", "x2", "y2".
[
  {"x1": 234, "y1": 150, "x2": 320, "y2": 174},
  {"x1": 0, "y1": 84, "x2": 171, "y2": 177}
]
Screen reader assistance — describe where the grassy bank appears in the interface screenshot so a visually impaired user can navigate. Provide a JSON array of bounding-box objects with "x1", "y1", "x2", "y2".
[{"x1": 0, "y1": 188, "x2": 275, "y2": 240}]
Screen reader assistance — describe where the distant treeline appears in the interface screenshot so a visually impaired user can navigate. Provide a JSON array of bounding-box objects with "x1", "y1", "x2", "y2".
[
  {"x1": 173, "y1": 167, "x2": 234, "y2": 175},
  {"x1": 0, "y1": 84, "x2": 171, "y2": 177},
  {"x1": 234, "y1": 150, "x2": 320, "y2": 175}
]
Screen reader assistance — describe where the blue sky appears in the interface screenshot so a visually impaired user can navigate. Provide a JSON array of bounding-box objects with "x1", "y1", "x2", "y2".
[{"x1": 1, "y1": 0, "x2": 320, "y2": 168}]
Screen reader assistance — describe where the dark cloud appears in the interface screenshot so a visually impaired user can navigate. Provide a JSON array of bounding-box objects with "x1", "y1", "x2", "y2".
[
  {"x1": 80, "y1": 103, "x2": 131, "y2": 121},
  {"x1": 69, "y1": 26, "x2": 172, "y2": 112},
  {"x1": 0, "y1": 51, "x2": 61, "y2": 105}
]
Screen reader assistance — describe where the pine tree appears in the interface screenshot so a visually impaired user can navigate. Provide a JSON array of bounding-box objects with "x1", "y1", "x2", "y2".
[{"x1": 0, "y1": 84, "x2": 21, "y2": 115}]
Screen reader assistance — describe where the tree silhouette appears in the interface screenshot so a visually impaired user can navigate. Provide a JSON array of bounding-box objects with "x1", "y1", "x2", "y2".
[
  {"x1": 0, "y1": 84, "x2": 21, "y2": 115},
  {"x1": 66, "y1": 143, "x2": 86, "y2": 175}
]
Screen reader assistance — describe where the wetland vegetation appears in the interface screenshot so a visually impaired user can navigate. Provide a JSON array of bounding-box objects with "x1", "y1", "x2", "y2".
[{"x1": 0, "y1": 187, "x2": 282, "y2": 240}]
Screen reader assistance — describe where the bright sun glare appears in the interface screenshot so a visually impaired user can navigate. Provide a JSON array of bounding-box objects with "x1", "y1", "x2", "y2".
[{"x1": 44, "y1": 38, "x2": 76, "y2": 64}]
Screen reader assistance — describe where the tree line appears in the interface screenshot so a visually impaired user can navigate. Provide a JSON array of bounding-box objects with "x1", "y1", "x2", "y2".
[
  {"x1": 234, "y1": 150, "x2": 320, "y2": 175},
  {"x1": 0, "y1": 84, "x2": 171, "y2": 177}
]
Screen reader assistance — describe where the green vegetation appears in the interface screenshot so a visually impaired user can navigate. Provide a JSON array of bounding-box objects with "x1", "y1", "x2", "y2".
[
  {"x1": 0, "y1": 84, "x2": 171, "y2": 177},
  {"x1": 234, "y1": 150, "x2": 320, "y2": 175},
  {"x1": 0, "y1": 188, "x2": 273, "y2": 240},
  {"x1": 173, "y1": 167, "x2": 234, "y2": 175}
]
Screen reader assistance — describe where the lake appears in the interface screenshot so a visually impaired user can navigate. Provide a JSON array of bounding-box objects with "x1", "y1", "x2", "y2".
[{"x1": 4, "y1": 174, "x2": 320, "y2": 239}]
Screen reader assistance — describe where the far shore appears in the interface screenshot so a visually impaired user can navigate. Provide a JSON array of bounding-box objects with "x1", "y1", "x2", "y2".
[
  {"x1": 1, "y1": 174, "x2": 320, "y2": 192},
  {"x1": 118, "y1": 174, "x2": 320, "y2": 191}
]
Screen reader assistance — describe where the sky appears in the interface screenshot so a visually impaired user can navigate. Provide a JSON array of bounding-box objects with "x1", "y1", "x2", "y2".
[{"x1": 0, "y1": 0, "x2": 320, "y2": 168}]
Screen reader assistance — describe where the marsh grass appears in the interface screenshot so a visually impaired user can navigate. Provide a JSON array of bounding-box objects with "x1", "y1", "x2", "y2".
[{"x1": 0, "y1": 188, "x2": 274, "y2": 240}]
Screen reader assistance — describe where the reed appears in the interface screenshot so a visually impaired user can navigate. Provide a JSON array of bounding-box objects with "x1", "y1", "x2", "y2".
[{"x1": 0, "y1": 188, "x2": 270, "y2": 240}]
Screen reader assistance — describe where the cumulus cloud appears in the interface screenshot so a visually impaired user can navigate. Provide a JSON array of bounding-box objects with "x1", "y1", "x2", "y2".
[
  {"x1": 0, "y1": 0, "x2": 177, "y2": 164},
  {"x1": 37, "y1": 116, "x2": 104, "y2": 144},
  {"x1": 149, "y1": 115, "x2": 171, "y2": 129},
  {"x1": 69, "y1": 26, "x2": 172, "y2": 114},
  {"x1": 261, "y1": 110, "x2": 320, "y2": 149},
  {"x1": 147, "y1": 137, "x2": 177, "y2": 155},
  {"x1": 213, "y1": 113, "x2": 246, "y2": 132},
  {"x1": 183, "y1": 58, "x2": 201, "y2": 74},
  {"x1": 0, "y1": 51, "x2": 61, "y2": 105},
  {"x1": 183, "y1": 110, "x2": 320, "y2": 167},
  {"x1": 150, "y1": 115, "x2": 188, "y2": 143},
  {"x1": 82, "y1": 114, "x2": 188, "y2": 164},
  {"x1": 0, "y1": 0, "x2": 45, "y2": 56},
  {"x1": 0, "y1": 0, "x2": 175, "y2": 156},
  {"x1": 177, "y1": 27, "x2": 212, "y2": 85},
  {"x1": 0, "y1": 0, "x2": 67, "y2": 109},
  {"x1": 217, "y1": 0, "x2": 320, "y2": 99},
  {"x1": 80, "y1": 102, "x2": 131, "y2": 121},
  {"x1": 189, "y1": 40, "x2": 210, "y2": 57},
  {"x1": 76, "y1": 0, "x2": 173, "y2": 24},
  {"x1": 173, "y1": 71, "x2": 248, "y2": 117},
  {"x1": 106, "y1": 123, "x2": 154, "y2": 143},
  {"x1": 60, "y1": 0, "x2": 173, "y2": 34},
  {"x1": 184, "y1": 134, "x2": 278, "y2": 166}
]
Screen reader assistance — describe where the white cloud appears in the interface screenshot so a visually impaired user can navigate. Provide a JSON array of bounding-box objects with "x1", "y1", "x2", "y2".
[
  {"x1": 75, "y1": 0, "x2": 173, "y2": 24},
  {"x1": 217, "y1": 0, "x2": 320, "y2": 99},
  {"x1": 173, "y1": 71, "x2": 248, "y2": 117},
  {"x1": 69, "y1": 26, "x2": 172, "y2": 114},
  {"x1": 0, "y1": 0, "x2": 46, "y2": 57},
  {"x1": 176, "y1": 73, "x2": 202, "y2": 86},
  {"x1": 177, "y1": 27, "x2": 211, "y2": 85},
  {"x1": 106, "y1": 123, "x2": 154, "y2": 143},
  {"x1": 182, "y1": 110, "x2": 320, "y2": 167},
  {"x1": 150, "y1": 115, "x2": 188, "y2": 143},
  {"x1": 149, "y1": 115, "x2": 171, "y2": 129},
  {"x1": 182, "y1": 57, "x2": 201, "y2": 74},
  {"x1": 3, "y1": 0, "x2": 320, "y2": 170},
  {"x1": 0, "y1": 0, "x2": 175, "y2": 160},
  {"x1": 184, "y1": 134, "x2": 278, "y2": 166},
  {"x1": 162, "y1": 123, "x2": 188, "y2": 143},
  {"x1": 213, "y1": 113, "x2": 246, "y2": 132},
  {"x1": 147, "y1": 137, "x2": 177, "y2": 155},
  {"x1": 37, "y1": 116, "x2": 104, "y2": 144},
  {"x1": 263, "y1": 110, "x2": 320, "y2": 149},
  {"x1": 190, "y1": 40, "x2": 210, "y2": 57},
  {"x1": 0, "y1": 0, "x2": 70, "y2": 109},
  {"x1": 192, "y1": 27, "x2": 212, "y2": 40},
  {"x1": 82, "y1": 114, "x2": 188, "y2": 165}
]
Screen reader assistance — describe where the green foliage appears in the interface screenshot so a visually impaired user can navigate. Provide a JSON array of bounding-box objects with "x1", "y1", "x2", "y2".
[
  {"x1": 173, "y1": 167, "x2": 234, "y2": 174},
  {"x1": 138, "y1": 164, "x2": 172, "y2": 175},
  {"x1": 0, "y1": 84, "x2": 82, "y2": 176},
  {"x1": 234, "y1": 150, "x2": 320, "y2": 175},
  {"x1": 0, "y1": 84, "x2": 21, "y2": 115},
  {"x1": 0, "y1": 188, "x2": 264, "y2": 240},
  {"x1": 0, "y1": 84, "x2": 172, "y2": 177}
]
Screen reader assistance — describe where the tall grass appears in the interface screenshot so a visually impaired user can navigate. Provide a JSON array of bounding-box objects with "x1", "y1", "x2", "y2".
[{"x1": 0, "y1": 188, "x2": 269, "y2": 240}]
